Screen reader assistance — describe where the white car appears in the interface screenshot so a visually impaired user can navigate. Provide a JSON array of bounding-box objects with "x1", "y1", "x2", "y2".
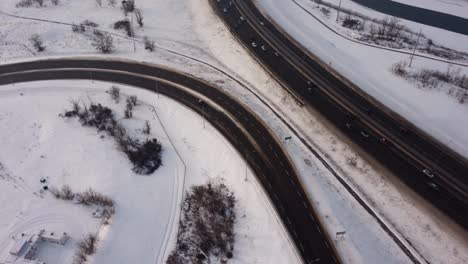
[{"x1": 423, "y1": 169, "x2": 435, "y2": 178}]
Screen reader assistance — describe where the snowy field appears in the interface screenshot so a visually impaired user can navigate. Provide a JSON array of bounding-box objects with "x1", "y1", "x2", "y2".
[
  {"x1": 1, "y1": 0, "x2": 468, "y2": 264},
  {"x1": 0, "y1": 81, "x2": 300, "y2": 264},
  {"x1": 392, "y1": 0, "x2": 468, "y2": 19}
]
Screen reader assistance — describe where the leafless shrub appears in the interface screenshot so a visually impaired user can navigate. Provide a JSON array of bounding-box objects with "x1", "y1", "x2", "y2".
[
  {"x1": 61, "y1": 185, "x2": 75, "y2": 200},
  {"x1": 77, "y1": 188, "x2": 114, "y2": 207},
  {"x1": 82, "y1": 20, "x2": 99, "y2": 28},
  {"x1": 95, "y1": 0, "x2": 102, "y2": 7},
  {"x1": 29, "y1": 34, "x2": 45, "y2": 52},
  {"x1": 72, "y1": 24, "x2": 85, "y2": 33},
  {"x1": 143, "y1": 36, "x2": 155, "y2": 52},
  {"x1": 16, "y1": 0, "x2": 43, "y2": 7},
  {"x1": 73, "y1": 233, "x2": 97, "y2": 264},
  {"x1": 51, "y1": 0, "x2": 59, "y2": 5},
  {"x1": 142, "y1": 120, "x2": 151, "y2": 135},
  {"x1": 392, "y1": 61, "x2": 407, "y2": 76},
  {"x1": 127, "y1": 95, "x2": 138, "y2": 106},
  {"x1": 124, "y1": 103, "x2": 133, "y2": 119},
  {"x1": 16, "y1": 0, "x2": 34, "y2": 7},
  {"x1": 101, "y1": 206, "x2": 115, "y2": 225},
  {"x1": 346, "y1": 156, "x2": 358, "y2": 167},
  {"x1": 49, "y1": 186, "x2": 63, "y2": 199},
  {"x1": 342, "y1": 15, "x2": 363, "y2": 31},
  {"x1": 107, "y1": 0, "x2": 116, "y2": 6},
  {"x1": 320, "y1": 7, "x2": 330, "y2": 18},
  {"x1": 108, "y1": 86, "x2": 120, "y2": 103},
  {"x1": 92, "y1": 31, "x2": 114, "y2": 54}
]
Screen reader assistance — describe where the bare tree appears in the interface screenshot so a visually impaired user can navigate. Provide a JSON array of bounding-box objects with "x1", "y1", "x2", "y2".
[
  {"x1": 107, "y1": 0, "x2": 116, "y2": 6},
  {"x1": 121, "y1": 0, "x2": 135, "y2": 16},
  {"x1": 143, "y1": 120, "x2": 151, "y2": 135},
  {"x1": 29, "y1": 34, "x2": 45, "y2": 52},
  {"x1": 95, "y1": 0, "x2": 102, "y2": 7},
  {"x1": 51, "y1": 0, "x2": 59, "y2": 5},
  {"x1": 124, "y1": 102, "x2": 133, "y2": 118},
  {"x1": 135, "y1": 8, "x2": 144, "y2": 27}
]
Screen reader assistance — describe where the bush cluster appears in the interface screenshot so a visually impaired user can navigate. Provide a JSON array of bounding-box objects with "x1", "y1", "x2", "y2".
[
  {"x1": 62, "y1": 97, "x2": 162, "y2": 175},
  {"x1": 167, "y1": 182, "x2": 236, "y2": 264},
  {"x1": 392, "y1": 62, "x2": 468, "y2": 104},
  {"x1": 73, "y1": 234, "x2": 97, "y2": 264}
]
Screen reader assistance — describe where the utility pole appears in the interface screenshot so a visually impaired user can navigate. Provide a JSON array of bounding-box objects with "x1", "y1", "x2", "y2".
[
  {"x1": 409, "y1": 29, "x2": 422, "y2": 67},
  {"x1": 122, "y1": 0, "x2": 136, "y2": 52},
  {"x1": 336, "y1": 0, "x2": 342, "y2": 23},
  {"x1": 131, "y1": 11, "x2": 136, "y2": 52}
]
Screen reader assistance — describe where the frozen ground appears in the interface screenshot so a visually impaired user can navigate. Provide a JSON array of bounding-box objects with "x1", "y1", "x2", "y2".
[
  {"x1": 0, "y1": 81, "x2": 300, "y2": 264},
  {"x1": 1, "y1": 0, "x2": 468, "y2": 263},
  {"x1": 392, "y1": 0, "x2": 468, "y2": 19}
]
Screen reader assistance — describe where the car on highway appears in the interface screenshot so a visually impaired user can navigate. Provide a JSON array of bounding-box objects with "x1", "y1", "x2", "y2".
[{"x1": 423, "y1": 169, "x2": 435, "y2": 178}]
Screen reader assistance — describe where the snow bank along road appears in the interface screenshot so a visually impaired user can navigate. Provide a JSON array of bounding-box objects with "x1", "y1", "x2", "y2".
[
  {"x1": 212, "y1": 0, "x2": 468, "y2": 229},
  {"x1": 348, "y1": 0, "x2": 468, "y2": 36},
  {"x1": 0, "y1": 58, "x2": 342, "y2": 264}
]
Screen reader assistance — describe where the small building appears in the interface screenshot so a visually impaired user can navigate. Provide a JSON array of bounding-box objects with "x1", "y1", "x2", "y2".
[
  {"x1": 8, "y1": 239, "x2": 28, "y2": 256},
  {"x1": 40, "y1": 231, "x2": 69, "y2": 245}
]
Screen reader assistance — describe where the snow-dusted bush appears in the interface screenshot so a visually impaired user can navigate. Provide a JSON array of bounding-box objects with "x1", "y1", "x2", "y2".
[
  {"x1": 126, "y1": 138, "x2": 162, "y2": 174},
  {"x1": 143, "y1": 36, "x2": 155, "y2": 52},
  {"x1": 29, "y1": 34, "x2": 45, "y2": 52},
  {"x1": 51, "y1": 0, "x2": 59, "y2": 5},
  {"x1": 92, "y1": 31, "x2": 114, "y2": 54},
  {"x1": 16, "y1": 0, "x2": 43, "y2": 8},
  {"x1": 107, "y1": 0, "x2": 116, "y2": 7},
  {"x1": 168, "y1": 181, "x2": 236, "y2": 264},
  {"x1": 114, "y1": 19, "x2": 132, "y2": 37}
]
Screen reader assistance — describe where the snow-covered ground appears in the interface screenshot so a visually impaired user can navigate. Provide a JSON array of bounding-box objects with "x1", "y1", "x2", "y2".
[
  {"x1": 255, "y1": 0, "x2": 468, "y2": 158},
  {"x1": 392, "y1": 0, "x2": 468, "y2": 19},
  {"x1": 1, "y1": 0, "x2": 468, "y2": 264},
  {"x1": 0, "y1": 81, "x2": 300, "y2": 264}
]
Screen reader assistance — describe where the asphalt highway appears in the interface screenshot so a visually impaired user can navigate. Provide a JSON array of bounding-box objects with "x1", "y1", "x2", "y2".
[
  {"x1": 212, "y1": 0, "x2": 468, "y2": 229},
  {"x1": 0, "y1": 58, "x2": 342, "y2": 264}
]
